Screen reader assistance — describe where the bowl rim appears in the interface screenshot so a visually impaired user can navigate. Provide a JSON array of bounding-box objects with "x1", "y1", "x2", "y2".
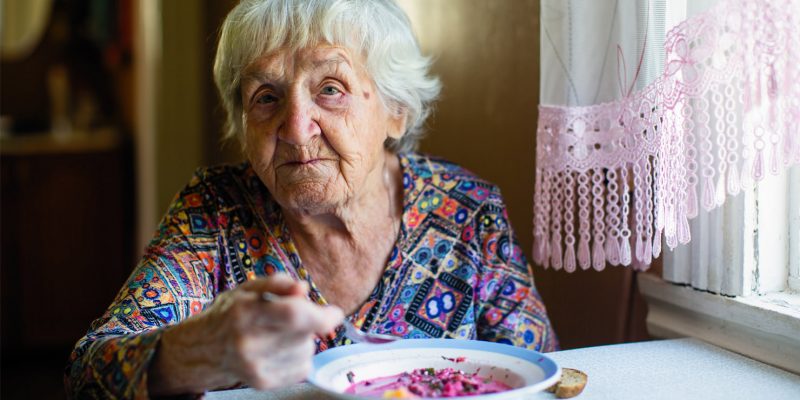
[{"x1": 309, "y1": 338, "x2": 562, "y2": 400}]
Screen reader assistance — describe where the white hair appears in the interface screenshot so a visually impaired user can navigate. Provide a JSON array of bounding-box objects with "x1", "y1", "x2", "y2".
[{"x1": 213, "y1": 0, "x2": 441, "y2": 152}]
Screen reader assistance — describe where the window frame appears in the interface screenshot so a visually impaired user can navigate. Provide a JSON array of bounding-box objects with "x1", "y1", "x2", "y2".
[
  {"x1": 639, "y1": 272, "x2": 800, "y2": 373},
  {"x1": 642, "y1": 167, "x2": 800, "y2": 374}
]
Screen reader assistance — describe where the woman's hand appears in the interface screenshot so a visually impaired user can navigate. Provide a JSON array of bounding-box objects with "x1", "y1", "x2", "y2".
[{"x1": 147, "y1": 274, "x2": 344, "y2": 395}]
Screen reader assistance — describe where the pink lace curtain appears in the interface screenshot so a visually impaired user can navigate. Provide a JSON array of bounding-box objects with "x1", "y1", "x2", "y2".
[{"x1": 533, "y1": 0, "x2": 800, "y2": 272}]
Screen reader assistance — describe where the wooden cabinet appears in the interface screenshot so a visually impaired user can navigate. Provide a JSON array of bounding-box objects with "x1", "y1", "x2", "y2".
[{"x1": 1, "y1": 132, "x2": 134, "y2": 355}]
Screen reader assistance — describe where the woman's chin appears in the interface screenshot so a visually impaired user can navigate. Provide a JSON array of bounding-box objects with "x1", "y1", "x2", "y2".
[{"x1": 278, "y1": 184, "x2": 344, "y2": 216}]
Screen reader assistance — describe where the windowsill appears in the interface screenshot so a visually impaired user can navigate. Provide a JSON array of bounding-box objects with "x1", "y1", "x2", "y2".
[{"x1": 638, "y1": 273, "x2": 800, "y2": 374}]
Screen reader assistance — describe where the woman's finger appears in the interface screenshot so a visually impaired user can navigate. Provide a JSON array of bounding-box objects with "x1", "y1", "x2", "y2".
[
  {"x1": 246, "y1": 354, "x2": 313, "y2": 390},
  {"x1": 237, "y1": 331, "x2": 311, "y2": 358},
  {"x1": 235, "y1": 333, "x2": 315, "y2": 390},
  {"x1": 254, "y1": 297, "x2": 344, "y2": 334},
  {"x1": 239, "y1": 274, "x2": 309, "y2": 297}
]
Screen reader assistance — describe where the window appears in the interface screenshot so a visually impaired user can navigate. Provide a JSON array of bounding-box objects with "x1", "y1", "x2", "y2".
[
  {"x1": 642, "y1": 165, "x2": 800, "y2": 374},
  {"x1": 638, "y1": 0, "x2": 800, "y2": 374},
  {"x1": 537, "y1": 0, "x2": 800, "y2": 371}
]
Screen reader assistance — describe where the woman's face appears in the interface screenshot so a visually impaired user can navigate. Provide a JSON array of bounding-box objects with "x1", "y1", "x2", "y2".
[{"x1": 240, "y1": 46, "x2": 405, "y2": 215}]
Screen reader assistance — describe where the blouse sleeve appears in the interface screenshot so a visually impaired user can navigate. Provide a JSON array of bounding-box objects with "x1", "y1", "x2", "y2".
[
  {"x1": 474, "y1": 193, "x2": 559, "y2": 352},
  {"x1": 65, "y1": 172, "x2": 222, "y2": 399}
]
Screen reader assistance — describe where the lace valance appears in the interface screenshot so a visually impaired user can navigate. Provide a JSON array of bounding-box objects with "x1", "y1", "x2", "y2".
[{"x1": 533, "y1": 0, "x2": 800, "y2": 271}]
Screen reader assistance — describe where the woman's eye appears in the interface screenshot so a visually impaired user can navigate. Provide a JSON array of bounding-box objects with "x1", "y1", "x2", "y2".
[
  {"x1": 321, "y1": 85, "x2": 341, "y2": 96},
  {"x1": 255, "y1": 93, "x2": 278, "y2": 105}
]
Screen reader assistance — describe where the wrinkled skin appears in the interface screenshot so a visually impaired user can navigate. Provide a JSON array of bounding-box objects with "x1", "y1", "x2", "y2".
[
  {"x1": 149, "y1": 276, "x2": 343, "y2": 394},
  {"x1": 240, "y1": 45, "x2": 405, "y2": 218}
]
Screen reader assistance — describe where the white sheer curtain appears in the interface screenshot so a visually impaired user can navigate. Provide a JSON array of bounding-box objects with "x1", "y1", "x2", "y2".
[
  {"x1": 665, "y1": 163, "x2": 800, "y2": 295},
  {"x1": 534, "y1": 0, "x2": 800, "y2": 292},
  {"x1": 540, "y1": 0, "x2": 670, "y2": 107}
]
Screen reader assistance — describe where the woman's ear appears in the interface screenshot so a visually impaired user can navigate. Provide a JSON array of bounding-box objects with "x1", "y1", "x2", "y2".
[{"x1": 387, "y1": 108, "x2": 407, "y2": 140}]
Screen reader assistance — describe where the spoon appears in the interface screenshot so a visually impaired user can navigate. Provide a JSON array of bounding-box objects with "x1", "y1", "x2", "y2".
[
  {"x1": 343, "y1": 320, "x2": 399, "y2": 344},
  {"x1": 261, "y1": 292, "x2": 399, "y2": 344}
]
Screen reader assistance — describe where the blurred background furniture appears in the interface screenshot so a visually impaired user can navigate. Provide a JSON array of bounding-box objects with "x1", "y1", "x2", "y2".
[
  {"x1": 0, "y1": 130, "x2": 134, "y2": 398},
  {"x1": 1, "y1": 0, "x2": 135, "y2": 398}
]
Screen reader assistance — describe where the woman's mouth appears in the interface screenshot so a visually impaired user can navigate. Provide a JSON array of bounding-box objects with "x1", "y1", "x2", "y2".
[{"x1": 283, "y1": 158, "x2": 325, "y2": 167}]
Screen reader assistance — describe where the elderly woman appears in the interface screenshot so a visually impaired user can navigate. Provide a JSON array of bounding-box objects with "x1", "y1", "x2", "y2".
[{"x1": 65, "y1": 0, "x2": 558, "y2": 398}]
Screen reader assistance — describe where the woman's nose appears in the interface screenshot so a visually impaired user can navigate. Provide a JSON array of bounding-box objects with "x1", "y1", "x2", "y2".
[{"x1": 278, "y1": 93, "x2": 321, "y2": 145}]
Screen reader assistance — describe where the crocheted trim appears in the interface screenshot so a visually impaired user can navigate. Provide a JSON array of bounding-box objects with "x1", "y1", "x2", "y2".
[{"x1": 533, "y1": 0, "x2": 800, "y2": 271}]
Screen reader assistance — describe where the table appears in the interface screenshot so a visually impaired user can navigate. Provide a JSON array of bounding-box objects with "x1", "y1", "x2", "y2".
[{"x1": 205, "y1": 338, "x2": 800, "y2": 400}]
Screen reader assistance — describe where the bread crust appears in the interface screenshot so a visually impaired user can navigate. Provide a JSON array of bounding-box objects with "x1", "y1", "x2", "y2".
[{"x1": 546, "y1": 368, "x2": 588, "y2": 398}]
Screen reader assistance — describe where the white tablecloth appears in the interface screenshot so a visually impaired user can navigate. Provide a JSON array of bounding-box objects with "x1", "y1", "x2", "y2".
[{"x1": 205, "y1": 338, "x2": 800, "y2": 400}]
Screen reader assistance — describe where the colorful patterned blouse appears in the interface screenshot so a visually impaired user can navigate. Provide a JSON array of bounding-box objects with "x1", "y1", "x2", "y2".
[{"x1": 65, "y1": 152, "x2": 558, "y2": 399}]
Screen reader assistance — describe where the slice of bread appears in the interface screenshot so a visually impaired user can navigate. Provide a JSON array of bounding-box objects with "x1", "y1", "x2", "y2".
[{"x1": 546, "y1": 368, "x2": 588, "y2": 398}]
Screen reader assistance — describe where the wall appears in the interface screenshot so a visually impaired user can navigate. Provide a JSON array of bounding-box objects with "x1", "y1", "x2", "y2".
[
  {"x1": 134, "y1": 0, "x2": 208, "y2": 249},
  {"x1": 156, "y1": 0, "x2": 205, "y2": 218}
]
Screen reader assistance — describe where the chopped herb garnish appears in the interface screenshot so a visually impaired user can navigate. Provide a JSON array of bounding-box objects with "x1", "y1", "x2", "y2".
[{"x1": 345, "y1": 367, "x2": 511, "y2": 397}]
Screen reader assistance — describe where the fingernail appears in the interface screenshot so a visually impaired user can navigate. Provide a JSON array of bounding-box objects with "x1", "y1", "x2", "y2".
[{"x1": 261, "y1": 292, "x2": 279, "y2": 302}]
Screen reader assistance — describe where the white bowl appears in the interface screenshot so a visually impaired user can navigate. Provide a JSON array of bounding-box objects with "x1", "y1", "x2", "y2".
[{"x1": 309, "y1": 339, "x2": 561, "y2": 399}]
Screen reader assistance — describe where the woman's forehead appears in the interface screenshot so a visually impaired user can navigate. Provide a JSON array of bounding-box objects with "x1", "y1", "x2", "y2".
[{"x1": 242, "y1": 45, "x2": 362, "y2": 82}]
